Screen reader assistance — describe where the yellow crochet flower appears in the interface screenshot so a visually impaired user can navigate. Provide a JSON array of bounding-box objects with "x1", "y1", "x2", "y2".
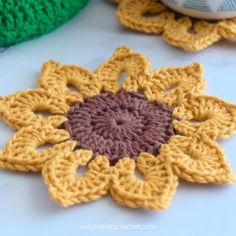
[
  {"x1": 113, "y1": 0, "x2": 236, "y2": 51},
  {"x1": 0, "y1": 47, "x2": 235, "y2": 210}
]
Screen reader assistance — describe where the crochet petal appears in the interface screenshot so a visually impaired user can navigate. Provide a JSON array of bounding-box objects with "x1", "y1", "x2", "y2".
[
  {"x1": 39, "y1": 61, "x2": 101, "y2": 105},
  {"x1": 110, "y1": 154, "x2": 178, "y2": 210},
  {"x1": 166, "y1": 136, "x2": 235, "y2": 184},
  {"x1": 163, "y1": 18, "x2": 221, "y2": 51},
  {"x1": 116, "y1": 0, "x2": 172, "y2": 34},
  {"x1": 0, "y1": 89, "x2": 69, "y2": 130},
  {"x1": 173, "y1": 96, "x2": 236, "y2": 139},
  {"x1": 0, "y1": 125, "x2": 74, "y2": 172},
  {"x1": 144, "y1": 63, "x2": 205, "y2": 105},
  {"x1": 218, "y1": 18, "x2": 236, "y2": 41},
  {"x1": 96, "y1": 47, "x2": 150, "y2": 93},
  {"x1": 42, "y1": 150, "x2": 110, "y2": 207}
]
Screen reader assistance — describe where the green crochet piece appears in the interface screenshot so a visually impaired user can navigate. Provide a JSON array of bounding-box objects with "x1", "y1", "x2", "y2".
[{"x1": 0, "y1": 0, "x2": 89, "y2": 47}]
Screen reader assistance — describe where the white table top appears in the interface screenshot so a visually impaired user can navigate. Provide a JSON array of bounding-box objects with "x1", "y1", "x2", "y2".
[{"x1": 0, "y1": 1, "x2": 236, "y2": 235}]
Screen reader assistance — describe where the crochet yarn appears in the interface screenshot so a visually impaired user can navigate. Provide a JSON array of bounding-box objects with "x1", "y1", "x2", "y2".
[
  {"x1": 0, "y1": 0, "x2": 89, "y2": 47},
  {"x1": 0, "y1": 47, "x2": 236, "y2": 210},
  {"x1": 62, "y1": 91, "x2": 175, "y2": 164},
  {"x1": 113, "y1": 0, "x2": 236, "y2": 51}
]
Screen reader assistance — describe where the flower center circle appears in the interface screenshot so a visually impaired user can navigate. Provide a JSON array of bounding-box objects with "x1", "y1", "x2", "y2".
[{"x1": 62, "y1": 91, "x2": 176, "y2": 164}]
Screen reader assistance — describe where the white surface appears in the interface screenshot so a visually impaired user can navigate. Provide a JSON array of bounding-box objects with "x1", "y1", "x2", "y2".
[{"x1": 0, "y1": 1, "x2": 236, "y2": 236}]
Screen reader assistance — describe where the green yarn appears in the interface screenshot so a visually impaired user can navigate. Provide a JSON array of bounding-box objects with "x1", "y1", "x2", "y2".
[{"x1": 0, "y1": 0, "x2": 89, "y2": 47}]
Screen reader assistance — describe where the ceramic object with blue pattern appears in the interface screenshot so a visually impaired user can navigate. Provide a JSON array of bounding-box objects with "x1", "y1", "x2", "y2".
[{"x1": 161, "y1": 0, "x2": 236, "y2": 19}]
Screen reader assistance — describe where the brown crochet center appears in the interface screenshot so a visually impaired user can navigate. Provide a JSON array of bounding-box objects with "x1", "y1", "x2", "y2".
[{"x1": 62, "y1": 91, "x2": 176, "y2": 164}]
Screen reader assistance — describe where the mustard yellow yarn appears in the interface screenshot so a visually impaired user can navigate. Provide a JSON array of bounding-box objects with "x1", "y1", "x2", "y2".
[
  {"x1": 113, "y1": 0, "x2": 236, "y2": 51},
  {"x1": 0, "y1": 46, "x2": 236, "y2": 210}
]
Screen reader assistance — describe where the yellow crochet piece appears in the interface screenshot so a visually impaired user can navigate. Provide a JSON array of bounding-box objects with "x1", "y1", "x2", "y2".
[
  {"x1": 0, "y1": 47, "x2": 236, "y2": 210},
  {"x1": 112, "y1": 0, "x2": 236, "y2": 51}
]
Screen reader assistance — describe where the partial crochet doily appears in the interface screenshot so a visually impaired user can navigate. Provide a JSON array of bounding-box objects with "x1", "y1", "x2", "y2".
[
  {"x1": 0, "y1": 47, "x2": 236, "y2": 210},
  {"x1": 0, "y1": 0, "x2": 89, "y2": 47},
  {"x1": 112, "y1": 0, "x2": 236, "y2": 51}
]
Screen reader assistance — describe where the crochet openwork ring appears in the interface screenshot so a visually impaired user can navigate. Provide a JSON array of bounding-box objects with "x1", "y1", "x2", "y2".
[
  {"x1": 0, "y1": 47, "x2": 236, "y2": 210},
  {"x1": 113, "y1": 0, "x2": 236, "y2": 51}
]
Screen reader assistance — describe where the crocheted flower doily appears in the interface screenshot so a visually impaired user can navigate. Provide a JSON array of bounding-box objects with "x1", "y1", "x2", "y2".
[
  {"x1": 0, "y1": 47, "x2": 236, "y2": 210},
  {"x1": 0, "y1": 0, "x2": 89, "y2": 47},
  {"x1": 112, "y1": 0, "x2": 236, "y2": 51}
]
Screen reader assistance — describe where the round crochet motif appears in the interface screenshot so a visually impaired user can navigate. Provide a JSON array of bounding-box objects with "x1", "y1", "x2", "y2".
[
  {"x1": 1, "y1": 47, "x2": 236, "y2": 210},
  {"x1": 0, "y1": 0, "x2": 89, "y2": 47},
  {"x1": 62, "y1": 91, "x2": 176, "y2": 164}
]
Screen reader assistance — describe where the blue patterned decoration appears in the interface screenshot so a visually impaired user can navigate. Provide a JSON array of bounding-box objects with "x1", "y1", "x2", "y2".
[{"x1": 166, "y1": 0, "x2": 236, "y2": 12}]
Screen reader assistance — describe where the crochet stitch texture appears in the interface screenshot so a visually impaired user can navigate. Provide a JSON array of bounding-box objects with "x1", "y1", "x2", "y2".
[
  {"x1": 62, "y1": 91, "x2": 176, "y2": 165},
  {"x1": 0, "y1": 0, "x2": 89, "y2": 47},
  {"x1": 112, "y1": 0, "x2": 236, "y2": 51},
  {"x1": 0, "y1": 47, "x2": 236, "y2": 210}
]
